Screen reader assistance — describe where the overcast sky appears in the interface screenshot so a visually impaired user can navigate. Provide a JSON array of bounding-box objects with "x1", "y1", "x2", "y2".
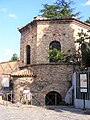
[{"x1": 0, "y1": 0, "x2": 90, "y2": 62}]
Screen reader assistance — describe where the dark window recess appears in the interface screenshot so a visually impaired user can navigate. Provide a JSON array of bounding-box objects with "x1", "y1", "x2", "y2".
[
  {"x1": 26, "y1": 45, "x2": 30, "y2": 64},
  {"x1": 9, "y1": 80, "x2": 13, "y2": 90},
  {"x1": 49, "y1": 41, "x2": 61, "y2": 62}
]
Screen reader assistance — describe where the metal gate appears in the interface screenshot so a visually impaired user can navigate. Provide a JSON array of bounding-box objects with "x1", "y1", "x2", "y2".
[{"x1": 45, "y1": 91, "x2": 62, "y2": 105}]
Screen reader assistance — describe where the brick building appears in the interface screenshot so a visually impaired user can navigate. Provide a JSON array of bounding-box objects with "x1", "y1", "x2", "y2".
[
  {"x1": 0, "y1": 16, "x2": 90, "y2": 105},
  {"x1": 0, "y1": 61, "x2": 19, "y2": 92}
]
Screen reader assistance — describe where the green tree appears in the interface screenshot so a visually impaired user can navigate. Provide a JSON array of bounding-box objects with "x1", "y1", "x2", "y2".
[
  {"x1": 48, "y1": 48, "x2": 65, "y2": 62},
  {"x1": 48, "y1": 29, "x2": 90, "y2": 67},
  {"x1": 39, "y1": 0, "x2": 80, "y2": 18},
  {"x1": 10, "y1": 53, "x2": 18, "y2": 61},
  {"x1": 40, "y1": 4, "x2": 63, "y2": 18},
  {"x1": 75, "y1": 29, "x2": 90, "y2": 67},
  {"x1": 85, "y1": 17, "x2": 90, "y2": 24}
]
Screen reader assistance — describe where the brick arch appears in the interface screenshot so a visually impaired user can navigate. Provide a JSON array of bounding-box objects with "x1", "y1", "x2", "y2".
[
  {"x1": 44, "y1": 84, "x2": 63, "y2": 96},
  {"x1": 49, "y1": 41, "x2": 61, "y2": 50},
  {"x1": 48, "y1": 39, "x2": 61, "y2": 48},
  {"x1": 26, "y1": 45, "x2": 31, "y2": 64},
  {"x1": 45, "y1": 91, "x2": 62, "y2": 105},
  {"x1": 49, "y1": 41, "x2": 61, "y2": 62},
  {"x1": 36, "y1": 84, "x2": 65, "y2": 105}
]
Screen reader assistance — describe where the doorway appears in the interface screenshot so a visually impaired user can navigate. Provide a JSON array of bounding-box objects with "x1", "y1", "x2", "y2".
[{"x1": 45, "y1": 91, "x2": 62, "y2": 105}]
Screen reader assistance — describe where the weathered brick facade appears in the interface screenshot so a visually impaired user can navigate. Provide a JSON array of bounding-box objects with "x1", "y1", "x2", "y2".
[
  {"x1": 19, "y1": 17, "x2": 90, "y2": 66},
  {"x1": 13, "y1": 17, "x2": 90, "y2": 105},
  {"x1": 13, "y1": 64, "x2": 73, "y2": 105}
]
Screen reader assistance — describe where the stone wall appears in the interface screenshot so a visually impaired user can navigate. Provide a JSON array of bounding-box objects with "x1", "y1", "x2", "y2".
[
  {"x1": 71, "y1": 22, "x2": 90, "y2": 52},
  {"x1": 36, "y1": 20, "x2": 75, "y2": 64},
  {"x1": 20, "y1": 21, "x2": 37, "y2": 66},
  {"x1": 19, "y1": 19, "x2": 76, "y2": 66},
  {"x1": 13, "y1": 64, "x2": 73, "y2": 105}
]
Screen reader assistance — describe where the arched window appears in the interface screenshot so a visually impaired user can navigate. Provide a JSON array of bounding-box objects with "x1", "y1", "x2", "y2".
[
  {"x1": 26, "y1": 45, "x2": 30, "y2": 64},
  {"x1": 49, "y1": 41, "x2": 61, "y2": 62}
]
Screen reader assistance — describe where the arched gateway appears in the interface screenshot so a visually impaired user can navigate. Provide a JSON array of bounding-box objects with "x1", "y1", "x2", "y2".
[{"x1": 45, "y1": 91, "x2": 62, "y2": 105}]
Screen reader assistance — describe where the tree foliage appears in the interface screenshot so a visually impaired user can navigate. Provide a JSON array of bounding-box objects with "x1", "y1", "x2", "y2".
[
  {"x1": 10, "y1": 53, "x2": 18, "y2": 61},
  {"x1": 48, "y1": 48, "x2": 65, "y2": 62},
  {"x1": 40, "y1": 4, "x2": 63, "y2": 18},
  {"x1": 75, "y1": 29, "x2": 90, "y2": 67},
  {"x1": 55, "y1": 0, "x2": 74, "y2": 6},
  {"x1": 48, "y1": 29, "x2": 90, "y2": 68},
  {"x1": 39, "y1": 0, "x2": 80, "y2": 18},
  {"x1": 85, "y1": 17, "x2": 90, "y2": 24}
]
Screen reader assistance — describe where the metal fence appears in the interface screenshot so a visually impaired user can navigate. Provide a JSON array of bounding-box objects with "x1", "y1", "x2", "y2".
[{"x1": 0, "y1": 90, "x2": 44, "y2": 106}]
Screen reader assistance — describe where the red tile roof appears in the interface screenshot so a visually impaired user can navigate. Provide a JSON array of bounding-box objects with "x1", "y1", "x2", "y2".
[{"x1": 11, "y1": 69, "x2": 35, "y2": 77}]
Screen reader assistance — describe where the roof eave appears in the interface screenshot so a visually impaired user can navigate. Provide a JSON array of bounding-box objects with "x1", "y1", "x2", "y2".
[{"x1": 18, "y1": 17, "x2": 90, "y2": 33}]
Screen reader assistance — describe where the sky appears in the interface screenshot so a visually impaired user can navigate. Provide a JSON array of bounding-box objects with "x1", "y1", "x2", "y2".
[{"x1": 0, "y1": 0, "x2": 90, "y2": 62}]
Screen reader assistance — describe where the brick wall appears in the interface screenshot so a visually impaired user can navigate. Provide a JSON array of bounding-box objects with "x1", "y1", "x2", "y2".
[
  {"x1": 19, "y1": 18, "x2": 90, "y2": 66},
  {"x1": 13, "y1": 64, "x2": 73, "y2": 105},
  {"x1": 20, "y1": 19, "x2": 77, "y2": 66},
  {"x1": 20, "y1": 21, "x2": 37, "y2": 66}
]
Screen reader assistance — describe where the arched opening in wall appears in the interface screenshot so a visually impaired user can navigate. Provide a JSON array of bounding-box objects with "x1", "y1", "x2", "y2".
[
  {"x1": 49, "y1": 41, "x2": 61, "y2": 62},
  {"x1": 26, "y1": 45, "x2": 30, "y2": 64},
  {"x1": 45, "y1": 91, "x2": 62, "y2": 105}
]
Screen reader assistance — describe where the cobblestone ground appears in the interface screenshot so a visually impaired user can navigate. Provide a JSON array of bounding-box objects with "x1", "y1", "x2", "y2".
[{"x1": 0, "y1": 104, "x2": 90, "y2": 120}]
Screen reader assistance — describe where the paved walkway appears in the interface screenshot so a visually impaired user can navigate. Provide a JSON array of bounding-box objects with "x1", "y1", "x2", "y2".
[{"x1": 0, "y1": 104, "x2": 90, "y2": 120}]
